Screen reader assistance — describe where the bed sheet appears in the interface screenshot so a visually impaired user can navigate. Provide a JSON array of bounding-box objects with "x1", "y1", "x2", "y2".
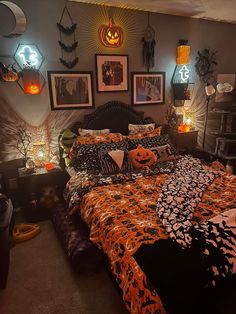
[{"x1": 65, "y1": 162, "x2": 236, "y2": 314}]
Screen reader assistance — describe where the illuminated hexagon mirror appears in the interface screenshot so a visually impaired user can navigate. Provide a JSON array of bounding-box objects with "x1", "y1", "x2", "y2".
[{"x1": 14, "y1": 43, "x2": 44, "y2": 70}]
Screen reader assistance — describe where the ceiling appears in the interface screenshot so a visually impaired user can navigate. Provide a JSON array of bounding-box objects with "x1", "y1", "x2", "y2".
[{"x1": 69, "y1": 0, "x2": 236, "y2": 24}]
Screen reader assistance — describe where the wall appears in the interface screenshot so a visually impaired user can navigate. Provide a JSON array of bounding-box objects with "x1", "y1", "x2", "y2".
[{"x1": 1, "y1": 0, "x2": 236, "y2": 161}]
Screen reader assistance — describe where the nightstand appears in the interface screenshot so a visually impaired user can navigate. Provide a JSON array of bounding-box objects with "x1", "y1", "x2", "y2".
[
  {"x1": 171, "y1": 130, "x2": 198, "y2": 153},
  {"x1": 17, "y1": 166, "x2": 69, "y2": 222}
]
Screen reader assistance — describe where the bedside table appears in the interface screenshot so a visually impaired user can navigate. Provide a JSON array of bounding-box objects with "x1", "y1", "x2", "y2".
[
  {"x1": 171, "y1": 130, "x2": 198, "y2": 153},
  {"x1": 17, "y1": 166, "x2": 69, "y2": 222}
]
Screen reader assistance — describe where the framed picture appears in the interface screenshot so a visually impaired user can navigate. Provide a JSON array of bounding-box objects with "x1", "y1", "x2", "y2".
[
  {"x1": 95, "y1": 54, "x2": 128, "y2": 92},
  {"x1": 131, "y1": 72, "x2": 165, "y2": 105},
  {"x1": 47, "y1": 71, "x2": 94, "y2": 110}
]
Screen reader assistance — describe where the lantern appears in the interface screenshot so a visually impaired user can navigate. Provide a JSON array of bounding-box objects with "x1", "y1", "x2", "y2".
[
  {"x1": 33, "y1": 142, "x2": 46, "y2": 166},
  {"x1": 184, "y1": 111, "x2": 195, "y2": 130},
  {"x1": 177, "y1": 40, "x2": 190, "y2": 65},
  {"x1": 98, "y1": 17, "x2": 124, "y2": 48}
]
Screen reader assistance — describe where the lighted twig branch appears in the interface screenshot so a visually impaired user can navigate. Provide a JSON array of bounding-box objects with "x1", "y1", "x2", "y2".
[{"x1": 13, "y1": 126, "x2": 31, "y2": 160}]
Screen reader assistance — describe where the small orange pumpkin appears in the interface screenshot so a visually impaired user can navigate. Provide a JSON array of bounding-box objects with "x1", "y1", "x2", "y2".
[
  {"x1": 98, "y1": 17, "x2": 124, "y2": 48},
  {"x1": 129, "y1": 144, "x2": 156, "y2": 169},
  {"x1": 1, "y1": 67, "x2": 18, "y2": 82}
]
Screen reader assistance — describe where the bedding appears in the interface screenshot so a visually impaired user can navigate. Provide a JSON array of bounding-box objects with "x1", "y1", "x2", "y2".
[
  {"x1": 78, "y1": 128, "x2": 110, "y2": 136},
  {"x1": 65, "y1": 156, "x2": 236, "y2": 314},
  {"x1": 126, "y1": 127, "x2": 162, "y2": 139},
  {"x1": 128, "y1": 123, "x2": 155, "y2": 134}
]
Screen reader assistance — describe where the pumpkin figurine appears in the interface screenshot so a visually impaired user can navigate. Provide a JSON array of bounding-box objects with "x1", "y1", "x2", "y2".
[
  {"x1": 129, "y1": 144, "x2": 156, "y2": 169},
  {"x1": 98, "y1": 17, "x2": 124, "y2": 48},
  {"x1": 0, "y1": 63, "x2": 18, "y2": 82}
]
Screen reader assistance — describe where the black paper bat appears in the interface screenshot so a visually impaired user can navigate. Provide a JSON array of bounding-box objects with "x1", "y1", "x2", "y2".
[
  {"x1": 58, "y1": 41, "x2": 78, "y2": 52},
  {"x1": 59, "y1": 57, "x2": 78, "y2": 69},
  {"x1": 57, "y1": 23, "x2": 77, "y2": 35}
]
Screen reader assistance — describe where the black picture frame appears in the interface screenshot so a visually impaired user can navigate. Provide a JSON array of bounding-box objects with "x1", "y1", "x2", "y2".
[
  {"x1": 47, "y1": 71, "x2": 94, "y2": 110},
  {"x1": 131, "y1": 72, "x2": 165, "y2": 106},
  {"x1": 95, "y1": 54, "x2": 129, "y2": 92}
]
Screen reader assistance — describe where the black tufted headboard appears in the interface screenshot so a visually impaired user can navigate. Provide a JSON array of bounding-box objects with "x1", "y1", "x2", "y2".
[{"x1": 70, "y1": 101, "x2": 155, "y2": 136}]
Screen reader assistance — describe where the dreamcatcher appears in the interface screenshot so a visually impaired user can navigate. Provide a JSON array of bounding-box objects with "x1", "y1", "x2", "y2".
[
  {"x1": 142, "y1": 12, "x2": 156, "y2": 72},
  {"x1": 57, "y1": 7, "x2": 78, "y2": 68}
]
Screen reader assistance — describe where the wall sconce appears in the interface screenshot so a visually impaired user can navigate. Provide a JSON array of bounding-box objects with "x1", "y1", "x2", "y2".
[
  {"x1": 14, "y1": 44, "x2": 44, "y2": 70},
  {"x1": 172, "y1": 40, "x2": 194, "y2": 106},
  {"x1": 33, "y1": 141, "x2": 46, "y2": 166},
  {"x1": 98, "y1": 17, "x2": 124, "y2": 48},
  {"x1": 17, "y1": 66, "x2": 45, "y2": 94}
]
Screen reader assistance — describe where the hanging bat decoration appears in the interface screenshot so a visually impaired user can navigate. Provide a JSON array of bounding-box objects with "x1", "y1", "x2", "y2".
[
  {"x1": 57, "y1": 7, "x2": 78, "y2": 69},
  {"x1": 142, "y1": 12, "x2": 156, "y2": 72},
  {"x1": 56, "y1": 23, "x2": 77, "y2": 35},
  {"x1": 58, "y1": 41, "x2": 78, "y2": 52},
  {"x1": 59, "y1": 57, "x2": 78, "y2": 69}
]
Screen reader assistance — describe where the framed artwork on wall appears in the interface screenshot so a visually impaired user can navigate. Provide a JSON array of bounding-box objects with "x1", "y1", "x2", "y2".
[
  {"x1": 47, "y1": 71, "x2": 94, "y2": 110},
  {"x1": 95, "y1": 54, "x2": 128, "y2": 92},
  {"x1": 131, "y1": 72, "x2": 165, "y2": 106}
]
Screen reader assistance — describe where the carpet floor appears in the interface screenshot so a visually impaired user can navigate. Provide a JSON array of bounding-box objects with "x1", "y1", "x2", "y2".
[{"x1": 0, "y1": 221, "x2": 127, "y2": 314}]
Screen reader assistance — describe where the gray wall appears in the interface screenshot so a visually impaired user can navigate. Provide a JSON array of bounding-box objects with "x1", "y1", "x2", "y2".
[{"x1": 1, "y1": 0, "x2": 236, "y2": 160}]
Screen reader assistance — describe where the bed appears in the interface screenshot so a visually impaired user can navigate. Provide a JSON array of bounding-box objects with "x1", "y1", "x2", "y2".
[{"x1": 52, "y1": 101, "x2": 236, "y2": 314}]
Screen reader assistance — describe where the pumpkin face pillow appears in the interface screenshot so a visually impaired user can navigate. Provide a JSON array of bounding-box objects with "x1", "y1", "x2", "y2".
[{"x1": 129, "y1": 145, "x2": 156, "y2": 169}]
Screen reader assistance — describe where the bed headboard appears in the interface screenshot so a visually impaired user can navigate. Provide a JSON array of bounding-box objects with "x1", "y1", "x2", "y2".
[{"x1": 70, "y1": 101, "x2": 155, "y2": 135}]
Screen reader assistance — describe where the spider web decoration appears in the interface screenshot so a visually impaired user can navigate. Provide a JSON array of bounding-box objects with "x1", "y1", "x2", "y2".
[
  {"x1": 57, "y1": 7, "x2": 78, "y2": 69},
  {"x1": 142, "y1": 12, "x2": 156, "y2": 72}
]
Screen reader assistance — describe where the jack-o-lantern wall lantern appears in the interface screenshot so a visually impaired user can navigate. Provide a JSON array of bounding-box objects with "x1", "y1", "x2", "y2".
[
  {"x1": 129, "y1": 145, "x2": 156, "y2": 169},
  {"x1": 98, "y1": 17, "x2": 124, "y2": 48}
]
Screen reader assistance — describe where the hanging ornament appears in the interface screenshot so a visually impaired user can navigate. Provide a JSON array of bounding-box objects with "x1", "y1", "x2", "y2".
[
  {"x1": 142, "y1": 12, "x2": 156, "y2": 72},
  {"x1": 57, "y1": 7, "x2": 78, "y2": 69}
]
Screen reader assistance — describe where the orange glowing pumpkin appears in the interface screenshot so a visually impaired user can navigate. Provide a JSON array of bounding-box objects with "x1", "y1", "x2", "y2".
[
  {"x1": 25, "y1": 83, "x2": 40, "y2": 94},
  {"x1": 99, "y1": 17, "x2": 124, "y2": 48},
  {"x1": 178, "y1": 123, "x2": 190, "y2": 133},
  {"x1": 129, "y1": 144, "x2": 156, "y2": 169}
]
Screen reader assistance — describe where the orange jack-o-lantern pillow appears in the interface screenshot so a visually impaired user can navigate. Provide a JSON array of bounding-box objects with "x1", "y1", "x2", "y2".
[{"x1": 129, "y1": 144, "x2": 156, "y2": 169}]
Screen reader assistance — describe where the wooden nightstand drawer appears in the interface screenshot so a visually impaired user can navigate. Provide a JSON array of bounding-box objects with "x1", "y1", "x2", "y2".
[{"x1": 171, "y1": 130, "x2": 198, "y2": 152}]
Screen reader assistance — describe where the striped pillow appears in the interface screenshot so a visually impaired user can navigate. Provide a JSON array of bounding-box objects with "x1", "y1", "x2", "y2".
[{"x1": 99, "y1": 149, "x2": 133, "y2": 175}]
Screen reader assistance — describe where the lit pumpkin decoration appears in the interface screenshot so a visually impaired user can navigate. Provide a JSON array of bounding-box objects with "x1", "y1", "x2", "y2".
[
  {"x1": 98, "y1": 17, "x2": 124, "y2": 48},
  {"x1": 129, "y1": 144, "x2": 156, "y2": 169},
  {"x1": 21, "y1": 68, "x2": 41, "y2": 94},
  {"x1": 178, "y1": 123, "x2": 190, "y2": 133}
]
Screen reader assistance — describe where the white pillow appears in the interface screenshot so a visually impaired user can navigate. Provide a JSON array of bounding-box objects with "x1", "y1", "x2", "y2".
[
  {"x1": 128, "y1": 123, "x2": 155, "y2": 135},
  {"x1": 78, "y1": 128, "x2": 110, "y2": 136}
]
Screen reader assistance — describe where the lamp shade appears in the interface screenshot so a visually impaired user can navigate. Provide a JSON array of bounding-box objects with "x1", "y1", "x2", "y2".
[
  {"x1": 33, "y1": 141, "x2": 46, "y2": 166},
  {"x1": 205, "y1": 84, "x2": 216, "y2": 96},
  {"x1": 216, "y1": 82, "x2": 233, "y2": 94}
]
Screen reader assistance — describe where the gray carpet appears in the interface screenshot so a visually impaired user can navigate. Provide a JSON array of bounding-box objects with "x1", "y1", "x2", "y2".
[{"x1": 0, "y1": 221, "x2": 127, "y2": 314}]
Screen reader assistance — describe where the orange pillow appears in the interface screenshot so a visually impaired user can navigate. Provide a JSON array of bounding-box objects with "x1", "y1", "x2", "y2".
[
  {"x1": 129, "y1": 145, "x2": 156, "y2": 169},
  {"x1": 74, "y1": 133, "x2": 124, "y2": 145}
]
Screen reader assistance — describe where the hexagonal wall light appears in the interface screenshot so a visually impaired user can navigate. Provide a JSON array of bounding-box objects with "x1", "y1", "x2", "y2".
[
  {"x1": 17, "y1": 68, "x2": 45, "y2": 94},
  {"x1": 14, "y1": 44, "x2": 44, "y2": 70}
]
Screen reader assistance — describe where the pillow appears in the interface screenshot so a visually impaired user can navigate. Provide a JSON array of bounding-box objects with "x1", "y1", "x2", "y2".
[
  {"x1": 129, "y1": 145, "x2": 156, "y2": 169},
  {"x1": 72, "y1": 140, "x2": 128, "y2": 173},
  {"x1": 74, "y1": 133, "x2": 124, "y2": 145},
  {"x1": 128, "y1": 123, "x2": 155, "y2": 135},
  {"x1": 126, "y1": 127, "x2": 162, "y2": 139},
  {"x1": 78, "y1": 128, "x2": 110, "y2": 136},
  {"x1": 99, "y1": 149, "x2": 133, "y2": 175},
  {"x1": 59, "y1": 129, "x2": 77, "y2": 166},
  {"x1": 128, "y1": 134, "x2": 173, "y2": 151},
  {"x1": 151, "y1": 144, "x2": 176, "y2": 163}
]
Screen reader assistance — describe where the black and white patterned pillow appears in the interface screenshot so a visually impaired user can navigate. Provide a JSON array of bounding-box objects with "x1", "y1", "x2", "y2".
[
  {"x1": 72, "y1": 140, "x2": 128, "y2": 172},
  {"x1": 99, "y1": 149, "x2": 133, "y2": 175},
  {"x1": 128, "y1": 134, "x2": 174, "y2": 152}
]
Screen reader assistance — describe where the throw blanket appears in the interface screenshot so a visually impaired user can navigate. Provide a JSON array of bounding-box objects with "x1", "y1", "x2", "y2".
[{"x1": 156, "y1": 156, "x2": 236, "y2": 286}]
